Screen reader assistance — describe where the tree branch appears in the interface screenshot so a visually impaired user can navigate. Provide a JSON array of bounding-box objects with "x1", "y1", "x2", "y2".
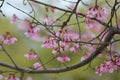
[{"x1": 0, "y1": 29, "x2": 115, "y2": 74}]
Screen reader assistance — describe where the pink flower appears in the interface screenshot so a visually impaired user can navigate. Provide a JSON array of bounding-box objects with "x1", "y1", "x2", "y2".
[
  {"x1": 96, "y1": 66, "x2": 103, "y2": 76},
  {"x1": 33, "y1": 62, "x2": 42, "y2": 69},
  {"x1": 0, "y1": 75, "x2": 3, "y2": 80},
  {"x1": 96, "y1": 61, "x2": 116, "y2": 76},
  {"x1": 70, "y1": 43, "x2": 79, "y2": 52},
  {"x1": 0, "y1": 33, "x2": 17, "y2": 45},
  {"x1": 3, "y1": 37, "x2": 17, "y2": 45},
  {"x1": 85, "y1": 7, "x2": 108, "y2": 30},
  {"x1": 64, "y1": 32, "x2": 79, "y2": 41},
  {"x1": 106, "y1": 64, "x2": 114, "y2": 73},
  {"x1": 41, "y1": 37, "x2": 57, "y2": 48},
  {"x1": 55, "y1": 29, "x2": 63, "y2": 37},
  {"x1": 81, "y1": 53, "x2": 88, "y2": 61},
  {"x1": 115, "y1": 56, "x2": 120, "y2": 66},
  {"x1": 57, "y1": 56, "x2": 70, "y2": 63},
  {"x1": 59, "y1": 38, "x2": 69, "y2": 47},
  {"x1": 87, "y1": 7, "x2": 98, "y2": 18},
  {"x1": 24, "y1": 26, "x2": 40, "y2": 41},
  {"x1": 96, "y1": 8, "x2": 108, "y2": 20},
  {"x1": 24, "y1": 52, "x2": 38, "y2": 60},
  {"x1": 11, "y1": 14, "x2": 18, "y2": 24},
  {"x1": 5, "y1": 75, "x2": 19, "y2": 80},
  {"x1": 52, "y1": 48, "x2": 59, "y2": 55},
  {"x1": 86, "y1": 7, "x2": 108, "y2": 20}
]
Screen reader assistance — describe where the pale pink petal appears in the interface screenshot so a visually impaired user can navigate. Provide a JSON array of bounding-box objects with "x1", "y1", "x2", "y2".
[
  {"x1": 33, "y1": 62, "x2": 41, "y2": 69},
  {"x1": 57, "y1": 56, "x2": 70, "y2": 63}
]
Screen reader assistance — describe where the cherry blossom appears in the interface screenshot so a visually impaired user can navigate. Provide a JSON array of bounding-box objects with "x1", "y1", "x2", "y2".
[
  {"x1": 86, "y1": 7, "x2": 108, "y2": 30},
  {"x1": 86, "y1": 7, "x2": 108, "y2": 20},
  {"x1": 33, "y1": 62, "x2": 42, "y2": 69},
  {"x1": 41, "y1": 37, "x2": 57, "y2": 48},
  {"x1": 55, "y1": 29, "x2": 63, "y2": 37},
  {"x1": 87, "y1": 7, "x2": 98, "y2": 18},
  {"x1": 96, "y1": 8, "x2": 108, "y2": 20},
  {"x1": 0, "y1": 32, "x2": 17, "y2": 45},
  {"x1": 96, "y1": 61, "x2": 116, "y2": 76},
  {"x1": 24, "y1": 25, "x2": 40, "y2": 41},
  {"x1": 64, "y1": 31, "x2": 79, "y2": 41},
  {"x1": 24, "y1": 52, "x2": 38, "y2": 61},
  {"x1": 70, "y1": 43, "x2": 79, "y2": 52},
  {"x1": 59, "y1": 38, "x2": 69, "y2": 47},
  {"x1": 52, "y1": 48, "x2": 59, "y2": 55},
  {"x1": 115, "y1": 56, "x2": 120, "y2": 66},
  {"x1": 3, "y1": 37, "x2": 17, "y2": 45},
  {"x1": 18, "y1": 19, "x2": 40, "y2": 41},
  {"x1": 57, "y1": 55, "x2": 70, "y2": 63},
  {"x1": 11, "y1": 14, "x2": 18, "y2": 24}
]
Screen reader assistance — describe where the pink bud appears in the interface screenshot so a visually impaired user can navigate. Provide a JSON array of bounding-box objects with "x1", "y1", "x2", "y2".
[{"x1": 11, "y1": 14, "x2": 18, "y2": 24}]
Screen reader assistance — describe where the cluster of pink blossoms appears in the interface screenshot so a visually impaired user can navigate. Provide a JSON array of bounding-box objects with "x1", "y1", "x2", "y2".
[
  {"x1": 41, "y1": 29, "x2": 80, "y2": 63},
  {"x1": 19, "y1": 19, "x2": 40, "y2": 41},
  {"x1": 0, "y1": 32, "x2": 17, "y2": 45},
  {"x1": 11, "y1": 14, "x2": 40, "y2": 41},
  {"x1": 85, "y1": 7, "x2": 108, "y2": 30},
  {"x1": 24, "y1": 49, "x2": 42, "y2": 70},
  {"x1": 96, "y1": 55, "x2": 120, "y2": 76}
]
